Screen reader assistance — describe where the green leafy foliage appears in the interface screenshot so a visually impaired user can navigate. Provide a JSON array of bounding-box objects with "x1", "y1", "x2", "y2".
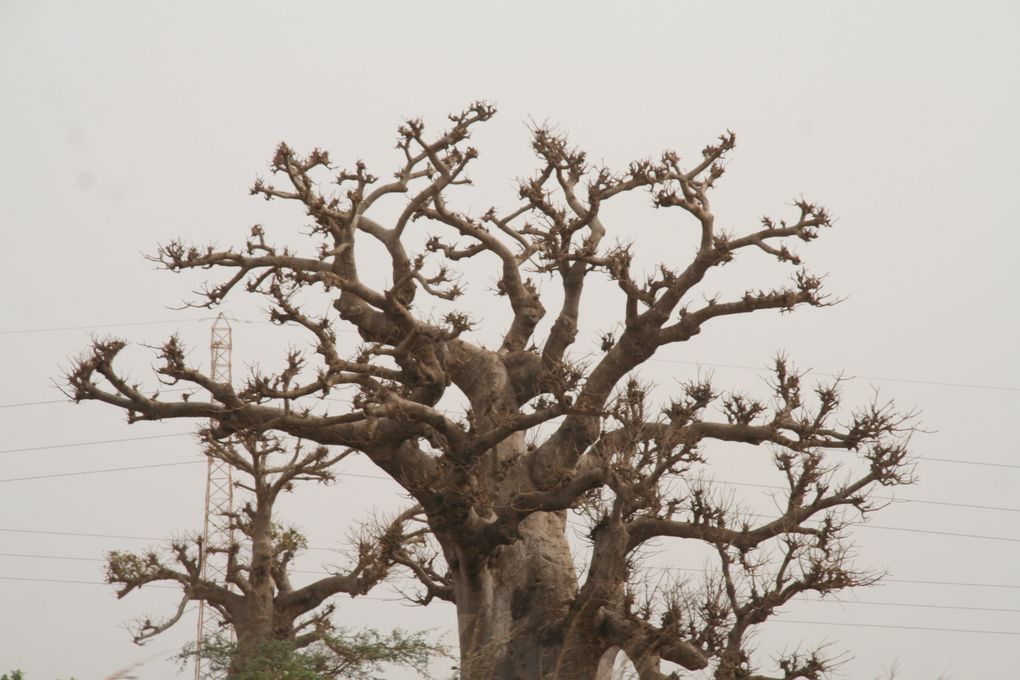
[{"x1": 177, "y1": 628, "x2": 445, "y2": 680}]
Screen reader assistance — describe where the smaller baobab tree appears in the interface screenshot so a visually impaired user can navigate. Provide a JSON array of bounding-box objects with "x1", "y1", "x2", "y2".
[{"x1": 89, "y1": 415, "x2": 440, "y2": 679}]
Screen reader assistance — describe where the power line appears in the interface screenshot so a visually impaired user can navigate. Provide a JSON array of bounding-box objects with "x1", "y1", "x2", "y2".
[
  {"x1": 3, "y1": 426, "x2": 1017, "y2": 479},
  {"x1": 0, "y1": 575, "x2": 146, "y2": 587},
  {"x1": 3, "y1": 370, "x2": 1015, "y2": 475},
  {"x1": 773, "y1": 618, "x2": 1020, "y2": 636},
  {"x1": 2, "y1": 316, "x2": 1017, "y2": 393},
  {"x1": 0, "y1": 528, "x2": 162, "y2": 540},
  {"x1": 804, "y1": 597, "x2": 1020, "y2": 615},
  {"x1": 654, "y1": 513, "x2": 1020, "y2": 544},
  {"x1": 0, "y1": 386, "x2": 357, "y2": 410},
  {"x1": 317, "y1": 477, "x2": 1020, "y2": 543},
  {"x1": 715, "y1": 480, "x2": 1020, "y2": 513},
  {"x1": 648, "y1": 357, "x2": 1020, "y2": 394},
  {"x1": 4, "y1": 457, "x2": 1020, "y2": 543},
  {"x1": 0, "y1": 398, "x2": 75, "y2": 409},
  {"x1": 10, "y1": 577, "x2": 1020, "y2": 638},
  {"x1": 885, "y1": 495, "x2": 1020, "y2": 514},
  {"x1": 922, "y1": 456, "x2": 1020, "y2": 470},
  {"x1": 3, "y1": 554, "x2": 1015, "y2": 619},
  {"x1": 0, "y1": 432, "x2": 192, "y2": 455},
  {"x1": 0, "y1": 440, "x2": 395, "y2": 483},
  {"x1": 332, "y1": 471, "x2": 394, "y2": 481},
  {"x1": 0, "y1": 574, "x2": 400, "y2": 602},
  {"x1": 0, "y1": 454, "x2": 390, "y2": 486},
  {"x1": 7, "y1": 446, "x2": 1016, "y2": 521},
  {"x1": 0, "y1": 388, "x2": 189, "y2": 409},
  {"x1": 0, "y1": 318, "x2": 211, "y2": 336},
  {"x1": 3, "y1": 422, "x2": 1015, "y2": 488},
  {"x1": 0, "y1": 552, "x2": 103, "y2": 562},
  {"x1": 652, "y1": 565, "x2": 1020, "y2": 590},
  {"x1": 836, "y1": 374, "x2": 1020, "y2": 394},
  {"x1": 882, "y1": 577, "x2": 1020, "y2": 590},
  {"x1": 864, "y1": 524, "x2": 1020, "y2": 543},
  {"x1": 0, "y1": 461, "x2": 204, "y2": 483},
  {"x1": 5, "y1": 521, "x2": 1020, "y2": 589}
]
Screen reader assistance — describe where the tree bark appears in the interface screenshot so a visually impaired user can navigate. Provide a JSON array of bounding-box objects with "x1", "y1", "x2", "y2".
[{"x1": 452, "y1": 511, "x2": 603, "y2": 680}]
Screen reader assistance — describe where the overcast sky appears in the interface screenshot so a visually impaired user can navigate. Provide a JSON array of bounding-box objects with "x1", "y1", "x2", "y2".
[{"x1": 1, "y1": 2, "x2": 1018, "y2": 679}]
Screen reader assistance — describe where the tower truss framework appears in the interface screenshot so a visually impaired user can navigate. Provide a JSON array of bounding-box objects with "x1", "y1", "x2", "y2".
[{"x1": 195, "y1": 313, "x2": 235, "y2": 680}]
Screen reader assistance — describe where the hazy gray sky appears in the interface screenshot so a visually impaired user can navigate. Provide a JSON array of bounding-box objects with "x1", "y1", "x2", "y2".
[{"x1": 1, "y1": 1, "x2": 1018, "y2": 679}]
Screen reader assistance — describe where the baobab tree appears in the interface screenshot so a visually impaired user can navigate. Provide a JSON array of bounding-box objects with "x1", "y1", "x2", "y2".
[
  {"x1": 98, "y1": 428, "x2": 438, "y2": 678},
  {"x1": 68, "y1": 103, "x2": 914, "y2": 680}
]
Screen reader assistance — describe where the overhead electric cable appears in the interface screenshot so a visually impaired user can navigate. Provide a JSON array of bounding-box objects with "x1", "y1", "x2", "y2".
[
  {"x1": 773, "y1": 619, "x2": 1020, "y2": 636},
  {"x1": 882, "y1": 577, "x2": 1020, "y2": 589},
  {"x1": 715, "y1": 479, "x2": 1020, "y2": 513},
  {"x1": 0, "y1": 318, "x2": 211, "y2": 336},
  {"x1": 0, "y1": 432, "x2": 191, "y2": 455},
  {"x1": 1, "y1": 398, "x2": 76, "y2": 409},
  {"x1": 4, "y1": 460, "x2": 1020, "y2": 542},
  {"x1": 1, "y1": 427, "x2": 1015, "y2": 477},
  {"x1": 647, "y1": 357, "x2": 1020, "y2": 393},
  {"x1": 0, "y1": 528, "x2": 162, "y2": 540},
  {"x1": 0, "y1": 460, "x2": 203, "y2": 483},
  {"x1": 0, "y1": 388, "x2": 189, "y2": 409},
  {"x1": 922, "y1": 457, "x2": 1020, "y2": 469},
  {"x1": 654, "y1": 565, "x2": 1020, "y2": 590},
  {"x1": 3, "y1": 573, "x2": 1018, "y2": 627},
  {"x1": 0, "y1": 574, "x2": 403, "y2": 602},
  {"x1": 2, "y1": 316, "x2": 1017, "y2": 391},
  {"x1": 2, "y1": 544, "x2": 1015, "y2": 592},
  {"x1": 864, "y1": 524, "x2": 1020, "y2": 543},
  {"x1": 805, "y1": 597, "x2": 1020, "y2": 614},
  {"x1": 0, "y1": 552, "x2": 103, "y2": 562},
  {"x1": 4, "y1": 551, "x2": 1016, "y2": 615},
  {"x1": 0, "y1": 575, "x2": 148, "y2": 586}
]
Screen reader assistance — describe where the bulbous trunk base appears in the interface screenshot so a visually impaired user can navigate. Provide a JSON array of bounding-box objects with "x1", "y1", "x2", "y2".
[{"x1": 453, "y1": 512, "x2": 607, "y2": 680}]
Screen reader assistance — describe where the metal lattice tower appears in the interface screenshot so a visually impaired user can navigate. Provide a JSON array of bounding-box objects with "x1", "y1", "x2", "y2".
[{"x1": 195, "y1": 313, "x2": 235, "y2": 680}]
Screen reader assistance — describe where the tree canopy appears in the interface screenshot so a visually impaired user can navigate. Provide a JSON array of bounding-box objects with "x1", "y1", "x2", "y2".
[{"x1": 68, "y1": 103, "x2": 915, "y2": 680}]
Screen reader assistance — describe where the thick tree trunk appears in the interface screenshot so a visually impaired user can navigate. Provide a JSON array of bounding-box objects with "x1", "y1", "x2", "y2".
[
  {"x1": 225, "y1": 499, "x2": 295, "y2": 679},
  {"x1": 441, "y1": 351, "x2": 616, "y2": 678},
  {"x1": 227, "y1": 597, "x2": 286, "y2": 678},
  {"x1": 452, "y1": 512, "x2": 606, "y2": 680},
  {"x1": 226, "y1": 628, "x2": 273, "y2": 679},
  {"x1": 226, "y1": 621, "x2": 299, "y2": 679}
]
